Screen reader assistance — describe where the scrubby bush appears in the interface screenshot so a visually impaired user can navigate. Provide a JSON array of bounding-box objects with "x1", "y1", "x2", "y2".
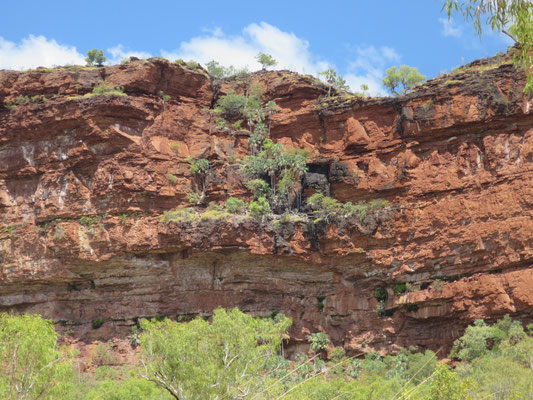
[
  {"x1": 249, "y1": 197, "x2": 271, "y2": 219},
  {"x1": 215, "y1": 91, "x2": 251, "y2": 119},
  {"x1": 225, "y1": 197, "x2": 247, "y2": 214},
  {"x1": 162, "y1": 207, "x2": 198, "y2": 224},
  {"x1": 84, "y1": 83, "x2": 126, "y2": 97}
]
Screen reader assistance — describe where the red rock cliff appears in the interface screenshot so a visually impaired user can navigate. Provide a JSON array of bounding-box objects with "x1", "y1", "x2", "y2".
[{"x1": 1, "y1": 54, "x2": 532, "y2": 356}]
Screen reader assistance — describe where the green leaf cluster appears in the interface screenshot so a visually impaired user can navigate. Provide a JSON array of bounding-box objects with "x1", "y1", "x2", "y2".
[
  {"x1": 138, "y1": 308, "x2": 291, "y2": 399},
  {"x1": 85, "y1": 49, "x2": 106, "y2": 67},
  {"x1": 382, "y1": 65, "x2": 426, "y2": 96}
]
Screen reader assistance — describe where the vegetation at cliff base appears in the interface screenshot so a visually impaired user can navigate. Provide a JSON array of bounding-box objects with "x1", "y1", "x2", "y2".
[{"x1": 1, "y1": 311, "x2": 532, "y2": 399}]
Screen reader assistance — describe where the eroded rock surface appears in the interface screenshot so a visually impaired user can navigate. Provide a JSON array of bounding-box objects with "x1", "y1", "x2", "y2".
[{"x1": 1, "y1": 54, "x2": 533, "y2": 356}]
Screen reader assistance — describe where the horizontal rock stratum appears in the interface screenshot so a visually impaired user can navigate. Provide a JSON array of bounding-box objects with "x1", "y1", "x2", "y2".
[{"x1": 1, "y1": 54, "x2": 532, "y2": 356}]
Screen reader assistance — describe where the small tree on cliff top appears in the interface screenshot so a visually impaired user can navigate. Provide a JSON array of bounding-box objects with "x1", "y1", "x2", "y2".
[
  {"x1": 86, "y1": 49, "x2": 106, "y2": 67},
  {"x1": 382, "y1": 65, "x2": 426, "y2": 96},
  {"x1": 256, "y1": 52, "x2": 277, "y2": 69}
]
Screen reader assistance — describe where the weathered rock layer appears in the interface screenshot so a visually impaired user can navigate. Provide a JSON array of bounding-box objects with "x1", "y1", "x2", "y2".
[{"x1": 1, "y1": 55, "x2": 533, "y2": 355}]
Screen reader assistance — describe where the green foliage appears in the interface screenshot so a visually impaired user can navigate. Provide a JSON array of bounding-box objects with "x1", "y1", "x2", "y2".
[
  {"x1": 162, "y1": 207, "x2": 199, "y2": 224},
  {"x1": 185, "y1": 61, "x2": 198, "y2": 69},
  {"x1": 308, "y1": 332, "x2": 330, "y2": 353},
  {"x1": 85, "y1": 375, "x2": 171, "y2": 400},
  {"x1": 319, "y1": 69, "x2": 350, "y2": 96},
  {"x1": 451, "y1": 319, "x2": 506, "y2": 362},
  {"x1": 189, "y1": 158, "x2": 209, "y2": 175},
  {"x1": 205, "y1": 60, "x2": 249, "y2": 80},
  {"x1": 374, "y1": 287, "x2": 388, "y2": 302},
  {"x1": 382, "y1": 65, "x2": 426, "y2": 95},
  {"x1": 199, "y1": 209, "x2": 231, "y2": 221},
  {"x1": 82, "y1": 83, "x2": 126, "y2": 98},
  {"x1": 4, "y1": 95, "x2": 31, "y2": 109},
  {"x1": 167, "y1": 172, "x2": 178, "y2": 184},
  {"x1": 85, "y1": 49, "x2": 106, "y2": 67},
  {"x1": 158, "y1": 90, "x2": 171, "y2": 102},
  {"x1": 92, "y1": 319, "x2": 104, "y2": 329},
  {"x1": 307, "y1": 193, "x2": 388, "y2": 224},
  {"x1": 241, "y1": 139, "x2": 309, "y2": 212},
  {"x1": 392, "y1": 282, "x2": 410, "y2": 295},
  {"x1": 205, "y1": 60, "x2": 227, "y2": 80},
  {"x1": 256, "y1": 52, "x2": 277, "y2": 69},
  {"x1": 215, "y1": 91, "x2": 250, "y2": 119},
  {"x1": 91, "y1": 342, "x2": 118, "y2": 367},
  {"x1": 187, "y1": 192, "x2": 200, "y2": 204},
  {"x1": 170, "y1": 142, "x2": 180, "y2": 154},
  {"x1": 138, "y1": 308, "x2": 291, "y2": 399},
  {"x1": 0, "y1": 313, "x2": 74, "y2": 400},
  {"x1": 244, "y1": 179, "x2": 271, "y2": 199},
  {"x1": 224, "y1": 197, "x2": 248, "y2": 214},
  {"x1": 249, "y1": 196, "x2": 271, "y2": 219},
  {"x1": 79, "y1": 215, "x2": 99, "y2": 228}
]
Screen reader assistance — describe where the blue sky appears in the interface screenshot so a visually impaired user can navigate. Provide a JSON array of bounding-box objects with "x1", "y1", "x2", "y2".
[{"x1": 0, "y1": 0, "x2": 513, "y2": 95}]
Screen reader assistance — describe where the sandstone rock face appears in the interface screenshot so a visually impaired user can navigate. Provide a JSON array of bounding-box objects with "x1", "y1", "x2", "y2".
[{"x1": 1, "y1": 55, "x2": 532, "y2": 356}]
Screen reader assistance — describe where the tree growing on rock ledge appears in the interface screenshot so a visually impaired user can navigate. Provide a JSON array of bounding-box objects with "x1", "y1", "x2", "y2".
[
  {"x1": 85, "y1": 49, "x2": 106, "y2": 67},
  {"x1": 382, "y1": 65, "x2": 426, "y2": 96}
]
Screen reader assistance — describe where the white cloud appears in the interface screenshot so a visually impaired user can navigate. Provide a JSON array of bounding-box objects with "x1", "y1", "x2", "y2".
[
  {"x1": 344, "y1": 45, "x2": 401, "y2": 96},
  {"x1": 162, "y1": 22, "x2": 329, "y2": 75},
  {"x1": 0, "y1": 35, "x2": 85, "y2": 70},
  {"x1": 107, "y1": 44, "x2": 152, "y2": 64},
  {"x1": 439, "y1": 17, "x2": 463, "y2": 38}
]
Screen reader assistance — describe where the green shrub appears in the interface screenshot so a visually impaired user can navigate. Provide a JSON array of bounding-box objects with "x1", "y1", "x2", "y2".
[
  {"x1": 249, "y1": 197, "x2": 271, "y2": 219},
  {"x1": 392, "y1": 282, "x2": 410, "y2": 295},
  {"x1": 187, "y1": 192, "x2": 200, "y2": 204},
  {"x1": 200, "y1": 209, "x2": 231, "y2": 221},
  {"x1": 308, "y1": 332, "x2": 330, "y2": 353},
  {"x1": 190, "y1": 158, "x2": 209, "y2": 175},
  {"x1": 374, "y1": 287, "x2": 388, "y2": 302},
  {"x1": 215, "y1": 91, "x2": 249, "y2": 119},
  {"x1": 170, "y1": 143, "x2": 180, "y2": 154},
  {"x1": 4, "y1": 95, "x2": 30, "y2": 109},
  {"x1": 167, "y1": 173, "x2": 178, "y2": 184},
  {"x1": 225, "y1": 197, "x2": 247, "y2": 214},
  {"x1": 159, "y1": 90, "x2": 171, "y2": 102},
  {"x1": 91, "y1": 342, "x2": 118, "y2": 366},
  {"x1": 162, "y1": 207, "x2": 199, "y2": 224},
  {"x1": 80, "y1": 215, "x2": 99, "y2": 228},
  {"x1": 92, "y1": 319, "x2": 104, "y2": 329},
  {"x1": 83, "y1": 83, "x2": 126, "y2": 98},
  {"x1": 369, "y1": 198, "x2": 390, "y2": 210},
  {"x1": 244, "y1": 179, "x2": 271, "y2": 199}
]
